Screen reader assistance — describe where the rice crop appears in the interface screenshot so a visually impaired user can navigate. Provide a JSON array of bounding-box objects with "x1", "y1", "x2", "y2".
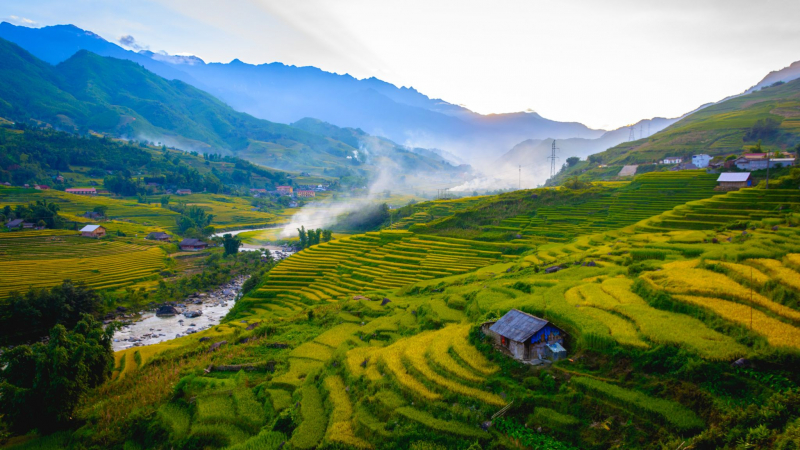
[
  {"x1": 571, "y1": 377, "x2": 704, "y2": 432},
  {"x1": 157, "y1": 403, "x2": 191, "y2": 438},
  {"x1": 395, "y1": 407, "x2": 486, "y2": 438},
  {"x1": 289, "y1": 384, "x2": 326, "y2": 449},
  {"x1": 641, "y1": 267, "x2": 800, "y2": 321},
  {"x1": 673, "y1": 295, "x2": 800, "y2": 349},
  {"x1": 226, "y1": 431, "x2": 286, "y2": 450},
  {"x1": 324, "y1": 375, "x2": 372, "y2": 449}
]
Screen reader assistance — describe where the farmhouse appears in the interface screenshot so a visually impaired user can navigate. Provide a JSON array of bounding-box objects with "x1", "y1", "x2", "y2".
[
  {"x1": 296, "y1": 189, "x2": 316, "y2": 198},
  {"x1": 80, "y1": 225, "x2": 106, "y2": 238},
  {"x1": 716, "y1": 172, "x2": 752, "y2": 190},
  {"x1": 146, "y1": 232, "x2": 171, "y2": 241},
  {"x1": 276, "y1": 185, "x2": 293, "y2": 196},
  {"x1": 6, "y1": 219, "x2": 24, "y2": 229},
  {"x1": 34, "y1": 184, "x2": 50, "y2": 190},
  {"x1": 179, "y1": 238, "x2": 208, "y2": 251},
  {"x1": 671, "y1": 162, "x2": 698, "y2": 171},
  {"x1": 66, "y1": 187, "x2": 97, "y2": 196},
  {"x1": 176, "y1": 189, "x2": 192, "y2": 195},
  {"x1": 483, "y1": 309, "x2": 567, "y2": 362},
  {"x1": 662, "y1": 156, "x2": 682, "y2": 164},
  {"x1": 691, "y1": 154, "x2": 711, "y2": 168}
]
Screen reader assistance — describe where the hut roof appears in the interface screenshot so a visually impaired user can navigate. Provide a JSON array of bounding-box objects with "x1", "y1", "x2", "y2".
[
  {"x1": 80, "y1": 225, "x2": 103, "y2": 232},
  {"x1": 717, "y1": 172, "x2": 751, "y2": 182},
  {"x1": 489, "y1": 309, "x2": 550, "y2": 342}
]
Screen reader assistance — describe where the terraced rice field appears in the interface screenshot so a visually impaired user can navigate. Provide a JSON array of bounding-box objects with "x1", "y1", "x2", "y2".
[
  {"x1": 390, "y1": 196, "x2": 487, "y2": 229},
  {"x1": 0, "y1": 231, "x2": 166, "y2": 297},
  {"x1": 641, "y1": 188, "x2": 800, "y2": 232},
  {"x1": 256, "y1": 230, "x2": 509, "y2": 305},
  {"x1": 494, "y1": 171, "x2": 719, "y2": 242}
]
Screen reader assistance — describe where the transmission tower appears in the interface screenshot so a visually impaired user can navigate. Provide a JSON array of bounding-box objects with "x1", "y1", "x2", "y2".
[
  {"x1": 647, "y1": 122, "x2": 651, "y2": 137},
  {"x1": 628, "y1": 126, "x2": 635, "y2": 141},
  {"x1": 548, "y1": 140, "x2": 560, "y2": 178}
]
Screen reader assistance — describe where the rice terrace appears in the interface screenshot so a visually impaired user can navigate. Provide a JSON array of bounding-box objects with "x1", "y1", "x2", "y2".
[{"x1": 1, "y1": 2, "x2": 800, "y2": 450}]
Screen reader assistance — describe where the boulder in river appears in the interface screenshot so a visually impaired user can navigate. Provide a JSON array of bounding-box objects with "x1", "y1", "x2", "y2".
[{"x1": 156, "y1": 305, "x2": 180, "y2": 317}]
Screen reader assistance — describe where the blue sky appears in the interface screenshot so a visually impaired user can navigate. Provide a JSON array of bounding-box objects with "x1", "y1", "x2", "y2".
[{"x1": 5, "y1": 0, "x2": 800, "y2": 130}]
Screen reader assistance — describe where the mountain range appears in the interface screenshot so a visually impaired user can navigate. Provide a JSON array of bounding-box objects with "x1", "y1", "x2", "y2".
[
  {"x1": 0, "y1": 22, "x2": 608, "y2": 163},
  {"x1": 0, "y1": 36, "x2": 457, "y2": 178}
]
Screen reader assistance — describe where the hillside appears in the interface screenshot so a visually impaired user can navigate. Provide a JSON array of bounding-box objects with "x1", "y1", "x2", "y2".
[
  {"x1": 4, "y1": 175, "x2": 798, "y2": 449},
  {"x1": 0, "y1": 22, "x2": 608, "y2": 162},
  {"x1": 0, "y1": 38, "x2": 456, "y2": 179},
  {"x1": 552, "y1": 78, "x2": 800, "y2": 183}
]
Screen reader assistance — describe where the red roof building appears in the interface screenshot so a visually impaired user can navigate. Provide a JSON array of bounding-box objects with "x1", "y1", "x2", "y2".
[
  {"x1": 66, "y1": 188, "x2": 97, "y2": 196},
  {"x1": 296, "y1": 190, "x2": 316, "y2": 198}
]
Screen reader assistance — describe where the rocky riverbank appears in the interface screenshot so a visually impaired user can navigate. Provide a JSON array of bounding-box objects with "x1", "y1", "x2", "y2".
[{"x1": 112, "y1": 275, "x2": 248, "y2": 351}]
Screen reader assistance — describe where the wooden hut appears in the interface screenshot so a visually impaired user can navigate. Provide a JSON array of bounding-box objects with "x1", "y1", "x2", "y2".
[
  {"x1": 80, "y1": 225, "x2": 106, "y2": 238},
  {"x1": 483, "y1": 309, "x2": 567, "y2": 362}
]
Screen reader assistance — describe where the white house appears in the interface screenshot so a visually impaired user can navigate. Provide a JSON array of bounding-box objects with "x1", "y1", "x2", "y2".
[
  {"x1": 692, "y1": 154, "x2": 711, "y2": 168},
  {"x1": 662, "y1": 157, "x2": 682, "y2": 164}
]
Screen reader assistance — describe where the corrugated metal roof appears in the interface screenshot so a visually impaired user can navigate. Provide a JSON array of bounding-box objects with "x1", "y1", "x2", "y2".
[
  {"x1": 180, "y1": 238, "x2": 206, "y2": 246},
  {"x1": 80, "y1": 225, "x2": 102, "y2": 232},
  {"x1": 489, "y1": 309, "x2": 548, "y2": 342},
  {"x1": 717, "y1": 173, "x2": 751, "y2": 182}
]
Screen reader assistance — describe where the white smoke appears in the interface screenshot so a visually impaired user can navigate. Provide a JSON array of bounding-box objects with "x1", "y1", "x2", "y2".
[{"x1": 278, "y1": 157, "x2": 398, "y2": 238}]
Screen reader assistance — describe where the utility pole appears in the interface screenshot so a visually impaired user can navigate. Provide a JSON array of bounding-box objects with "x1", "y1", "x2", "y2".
[
  {"x1": 750, "y1": 267, "x2": 753, "y2": 330},
  {"x1": 548, "y1": 140, "x2": 560, "y2": 179},
  {"x1": 765, "y1": 152, "x2": 771, "y2": 189}
]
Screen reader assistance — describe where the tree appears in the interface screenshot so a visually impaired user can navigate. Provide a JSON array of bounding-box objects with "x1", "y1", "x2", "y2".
[
  {"x1": 222, "y1": 233, "x2": 242, "y2": 256},
  {"x1": 0, "y1": 314, "x2": 114, "y2": 433},
  {"x1": 297, "y1": 226, "x2": 308, "y2": 249},
  {"x1": 322, "y1": 229, "x2": 333, "y2": 242},
  {"x1": 160, "y1": 195, "x2": 170, "y2": 207},
  {"x1": 92, "y1": 205, "x2": 108, "y2": 217},
  {"x1": 566, "y1": 156, "x2": 580, "y2": 167},
  {"x1": 0, "y1": 281, "x2": 101, "y2": 346}
]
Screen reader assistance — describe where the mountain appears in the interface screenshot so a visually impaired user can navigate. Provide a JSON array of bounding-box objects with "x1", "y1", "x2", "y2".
[
  {"x1": 747, "y1": 59, "x2": 800, "y2": 93},
  {"x1": 553, "y1": 78, "x2": 800, "y2": 182},
  {"x1": 0, "y1": 37, "x2": 456, "y2": 177},
  {"x1": 0, "y1": 22, "x2": 604, "y2": 162},
  {"x1": 490, "y1": 117, "x2": 680, "y2": 187}
]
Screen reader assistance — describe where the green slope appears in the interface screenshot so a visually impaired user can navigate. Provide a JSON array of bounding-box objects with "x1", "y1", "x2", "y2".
[
  {"x1": 555, "y1": 79, "x2": 800, "y2": 182},
  {"x1": 0, "y1": 38, "x2": 455, "y2": 177}
]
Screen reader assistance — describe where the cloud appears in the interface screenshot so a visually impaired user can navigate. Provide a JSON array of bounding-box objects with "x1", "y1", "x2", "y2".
[
  {"x1": 7, "y1": 15, "x2": 38, "y2": 26},
  {"x1": 118, "y1": 34, "x2": 148, "y2": 51}
]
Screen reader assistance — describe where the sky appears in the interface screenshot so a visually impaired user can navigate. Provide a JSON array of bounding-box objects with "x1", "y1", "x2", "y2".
[{"x1": 5, "y1": 0, "x2": 800, "y2": 130}]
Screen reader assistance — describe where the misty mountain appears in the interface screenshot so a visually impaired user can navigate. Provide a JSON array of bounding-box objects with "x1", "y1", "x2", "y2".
[
  {"x1": 493, "y1": 117, "x2": 679, "y2": 186},
  {"x1": 747, "y1": 59, "x2": 800, "y2": 93},
  {"x1": 0, "y1": 22, "x2": 604, "y2": 162},
  {"x1": 0, "y1": 37, "x2": 456, "y2": 178}
]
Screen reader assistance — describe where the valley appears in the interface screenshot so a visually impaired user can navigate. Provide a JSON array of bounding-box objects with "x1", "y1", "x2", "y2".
[{"x1": 1, "y1": 8, "x2": 800, "y2": 450}]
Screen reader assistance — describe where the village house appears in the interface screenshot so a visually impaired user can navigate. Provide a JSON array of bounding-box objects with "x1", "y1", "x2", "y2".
[
  {"x1": 83, "y1": 211, "x2": 104, "y2": 220},
  {"x1": 482, "y1": 309, "x2": 567, "y2": 362},
  {"x1": 179, "y1": 238, "x2": 208, "y2": 251},
  {"x1": 661, "y1": 156, "x2": 683, "y2": 164},
  {"x1": 717, "y1": 172, "x2": 752, "y2": 190},
  {"x1": 691, "y1": 154, "x2": 711, "y2": 168},
  {"x1": 5, "y1": 219, "x2": 24, "y2": 230},
  {"x1": 66, "y1": 187, "x2": 97, "y2": 196},
  {"x1": 735, "y1": 155, "x2": 796, "y2": 170},
  {"x1": 146, "y1": 231, "x2": 171, "y2": 242},
  {"x1": 250, "y1": 188, "x2": 267, "y2": 197},
  {"x1": 56, "y1": 175, "x2": 65, "y2": 182},
  {"x1": 34, "y1": 184, "x2": 50, "y2": 190},
  {"x1": 80, "y1": 225, "x2": 106, "y2": 238},
  {"x1": 176, "y1": 189, "x2": 192, "y2": 195},
  {"x1": 276, "y1": 185, "x2": 293, "y2": 196},
  {"x1": 296, "y1": 189, "x2": 316, "y2": 198}
]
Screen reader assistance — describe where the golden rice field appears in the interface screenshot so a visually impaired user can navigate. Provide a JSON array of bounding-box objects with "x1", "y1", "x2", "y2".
[{"x1": 0, "y1": 232, "x2": 166, "y2": 297}]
